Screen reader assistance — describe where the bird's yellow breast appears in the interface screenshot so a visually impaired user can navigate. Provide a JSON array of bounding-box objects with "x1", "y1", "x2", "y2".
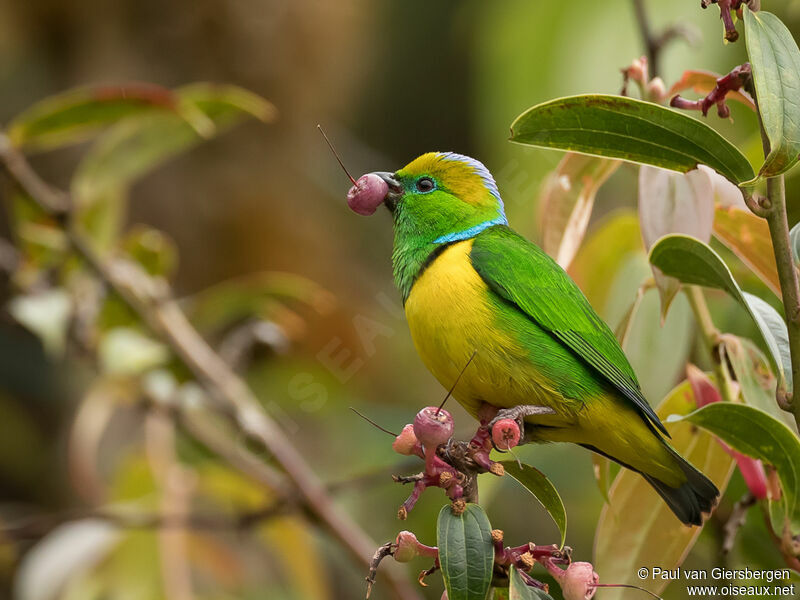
[{"x1": 404, "y1": 239, "x2": 556, "y2": 417}]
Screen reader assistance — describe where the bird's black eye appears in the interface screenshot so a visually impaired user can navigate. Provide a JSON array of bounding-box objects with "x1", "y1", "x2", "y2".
[{"x1": 416, "y1": 177, "x2": 435, "y2": 193}]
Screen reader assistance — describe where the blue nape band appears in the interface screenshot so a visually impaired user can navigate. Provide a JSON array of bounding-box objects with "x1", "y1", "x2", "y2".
[{"x1": 432, "y1": 215, "x2": 507, "y2": 244}]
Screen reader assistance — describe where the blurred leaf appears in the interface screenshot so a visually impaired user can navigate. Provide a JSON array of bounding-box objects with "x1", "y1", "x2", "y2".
[
  {"x1": 744, "y1": 8, "x2": 800, "y2": 179},
  {"x1": 9, "y1": 191, "x2": 68, "y2": 286},
  {"x1": 594, "y1": 380, "x2": 736, "y2": 600},
  {"x1": 121, "y1": 225, "x2": 178, "y2": 279},
  {"x1": 591, "y1": 453, "x2": 612, "y2": 504},
  {"x1": 71, "y1": 84, "x2": 275, "y2": 249},
  {"x1": 791, "y1": 221, "x2": 800, "y2": 266},
  {"x1": 98, "y1": 328, "x2": 169, "y2": 375},
  {"x1": 15, "y1": 520, "x2": 121, "y2": 600},
  {"x1": 510, "y1": 95, "x2": 755, "y2": 184},
  {"x1": 76, "y1": 186, "x2": 128, "y2": 254},
  {"x1": 538, "y1": 153, "x2": 620, "y2": 269},
  {"x1": 674, "y1": 402, "x2": 800, "y2": 522},
  {"x1": 437, "y1": 503, "x2": 494, "y2": 600},
  {"x1": 649, "y1": 234, "x2": 792, "y2": 394},
  {"x1": 713, "y1": 205, "x2": 780, "y2": 295},
  {"x1": 198, "y1": 463, "x2": 331, "y2": 600},
  {"x1": 500, "y1": 461, "x2": 566, "y2": 548},
  {"x1": 722, "y1": 334, "x2": 794, "y2": 431},
  {"x1": 509, "y1": 565, "x2": 554, "y2": 600},
  {"x1": 606, "y1": 255, "x2": 692, "y2": 402},
  {"x1": 184, "y1": 271, "x2": 334, "y2": 335},
  {"x1": 569, "y1": 212, "x2": 642, "y2": 312},
  {"x1": 638, "y1": 166, "x2": 714, "y2": 317},
  {"x1": 9, "y1": 289, "x2": 72, "y2": 355},
  {"x1": 668, "y1": 70, "x2": 756, "y2": 111},
  {"x1": 6, "y1": 83, "x2": 182, "y2": 152}
]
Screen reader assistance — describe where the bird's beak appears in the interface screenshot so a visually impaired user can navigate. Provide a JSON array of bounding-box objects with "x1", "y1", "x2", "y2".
[{"x1": 373, "y1": 171, "x2": 403, "y2": 212}]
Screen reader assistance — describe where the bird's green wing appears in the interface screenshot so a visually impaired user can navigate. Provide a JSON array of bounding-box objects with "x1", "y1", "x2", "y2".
[{"x1": 470, "y1": 226, "x2": 667, "y2": 436}]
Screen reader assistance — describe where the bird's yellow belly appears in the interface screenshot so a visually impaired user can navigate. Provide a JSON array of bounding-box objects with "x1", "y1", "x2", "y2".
[{"x1": 404, "y1": 239, "x2": 567, "y2": 423}]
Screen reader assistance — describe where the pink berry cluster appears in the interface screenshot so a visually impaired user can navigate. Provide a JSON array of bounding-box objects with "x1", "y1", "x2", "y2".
[
  {"x1": 389, "y1": 528, "x2": 599, "y2": 600},
  {"x1": 391, "y1": 404, "x2": 522, "y2": 518}
]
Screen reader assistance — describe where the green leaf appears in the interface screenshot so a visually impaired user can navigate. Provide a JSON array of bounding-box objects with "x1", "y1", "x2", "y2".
[
  {"x1": 744, "y1": 8, "x2": 800, "y2": 179},
  {"x1": 500, "y1": 461, "x2": 566, "y2": 548},
  {"x1": 722, "y1": 334, "x2": 796, "y2": 431},
  {"x1": 510, "y1": 95, "x2": 754, "y2": 184},
  {"x1": 509, "y1": 565, "x2": 554, "y2": 600},
  {"x1": 6, "y1": 83, "x2": 183, "y2": 152},
  {"x1": 676, "y1": 402, "x2": 800, "y2": 522},
  {"x1": 594, "y1": 380, "x2": 736, "y2": 600},
  {"x1": 649, "y1": 234, "x2": 792, "y2": 394},
  {"x1": 437, "y1": 504, "x2": 494, "y2": 600}
]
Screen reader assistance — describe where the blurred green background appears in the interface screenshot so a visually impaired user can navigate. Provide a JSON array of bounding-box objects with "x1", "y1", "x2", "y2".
[{"x1": 1, "y1": 1, "x2": 799, "y2": 599}]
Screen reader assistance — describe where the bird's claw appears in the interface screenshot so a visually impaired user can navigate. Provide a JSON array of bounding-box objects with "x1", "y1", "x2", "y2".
[{"x1": 487, "y1": 404, "x2": 556, "y2": 443}]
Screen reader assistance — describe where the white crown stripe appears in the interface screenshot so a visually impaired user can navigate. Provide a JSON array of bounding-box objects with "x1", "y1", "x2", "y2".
[{"x1": 436, "y1": 152, "x2": 505, "y2": 212}]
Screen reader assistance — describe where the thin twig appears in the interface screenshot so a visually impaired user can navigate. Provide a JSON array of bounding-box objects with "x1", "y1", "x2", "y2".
[
  {"x1": 0, "y1": 133, "x2": 419, "y2": 600},
  {"x1": 722, "y1": 493, "x2": 756, "y2": 554},
  {"x1": 685, "y1": 286, "x2": 737, "y2": 403}
]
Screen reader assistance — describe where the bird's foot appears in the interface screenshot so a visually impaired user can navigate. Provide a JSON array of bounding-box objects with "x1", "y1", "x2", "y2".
[{"x1": 487, "y1": 404, "x2": 556, "y2": 446}]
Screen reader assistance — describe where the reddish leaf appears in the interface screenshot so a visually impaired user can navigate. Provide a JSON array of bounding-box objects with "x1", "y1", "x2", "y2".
[{"x1": 713, "y1": 205, "x2": 780, "y2": 295}]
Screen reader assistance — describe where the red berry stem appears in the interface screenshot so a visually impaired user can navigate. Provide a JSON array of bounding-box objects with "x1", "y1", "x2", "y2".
[{"x1": 670, "y1": 62, "x2": 751, "y2": 118}]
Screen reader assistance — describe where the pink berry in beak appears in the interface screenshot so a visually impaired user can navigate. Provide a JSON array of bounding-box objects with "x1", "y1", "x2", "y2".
[
  {"x1": 413, "y1": 406, "x2": 454, "y2": 448},
  {"x1": 347, "y1": 173, "x2": 389, "y2": 216}
]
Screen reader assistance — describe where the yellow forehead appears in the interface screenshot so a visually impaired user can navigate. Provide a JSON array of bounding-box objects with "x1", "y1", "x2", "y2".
[{"x1": 398, "y1": 152, "x2": 500, "y2": 206}]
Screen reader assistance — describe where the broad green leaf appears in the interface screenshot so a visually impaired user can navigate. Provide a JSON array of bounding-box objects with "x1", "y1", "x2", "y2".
[
  {"x1": 675, "y1": 402, "x2": 800, "y2": 522},
  {"x1": 538, "y1": 153, "x2": 620, "y2": 269},
  {"x1": 7, "y1": 84, "x2": 183, "y2": 151},
  {"x1": 638, "y1": 166, "x2": 714, "y2": 317},
  {"x1": 594, "y1": 380, "x2": 736, "y2": 600},
  {"x1": 668, "y1": 70, "x2": 756, "y2": 112},
  {"x1": 649, "y1": 234, "x2": 792, "y2": 394},
  {"x1": 500, "y1": 461, "x2": 566, "y2": 548},
  {"x1": 722, "y1": 334, "x2": 796, "y2": 431},
  {"x1": 510, "y1": 95, "x2": 754, "y2": 184},
  {"x1": 509, "y1": 565, "x2": 554, "y2": 600},
  {"x1": 437, "y1": 504, "x2": 494, "y2": 600},
  {"x1": 744, "y1": 8, "x2": 800, "y2": 179},
  {"x1": 71, "y1": 84, "x2": 276, "y2": 220},
  {"x1": 713, "y1": 205, "x2": 780, "y2": 295}
]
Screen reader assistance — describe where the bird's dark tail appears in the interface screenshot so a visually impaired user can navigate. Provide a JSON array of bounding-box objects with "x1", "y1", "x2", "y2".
[
  {"x1": 581, "y1": 442, "x2": 719, "y2": 526},
  {"x1": 643, "y1": 445, "x2": 719, "y2": 526}
]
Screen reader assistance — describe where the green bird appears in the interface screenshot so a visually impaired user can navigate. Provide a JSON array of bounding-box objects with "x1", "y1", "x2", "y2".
[{"x1": 353, "y1": 151, "x2": 718, "y2": 526}]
